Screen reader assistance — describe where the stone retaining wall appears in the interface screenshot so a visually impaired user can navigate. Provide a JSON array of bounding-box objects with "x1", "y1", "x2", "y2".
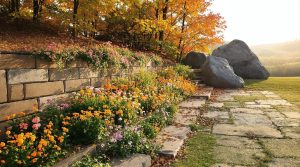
[{"x1": 0, "y1": 53, "x2": 159, "y2": 124}]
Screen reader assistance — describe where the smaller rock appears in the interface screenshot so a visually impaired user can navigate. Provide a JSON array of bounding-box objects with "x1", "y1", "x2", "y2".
[
  {"x1": 111, "y1": 154, "x2": 151, "y2": 167},
  {"x1": 183, "y1": 51, "x2": 206, "y2": 69},
  {"x1": 202, "y1": 56, "x2": 244, "y2": 88}
]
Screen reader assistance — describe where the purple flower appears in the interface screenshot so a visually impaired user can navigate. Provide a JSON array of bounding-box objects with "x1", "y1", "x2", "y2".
[{"x1": 111, "y1": 131, "x2": 123, "y2": 143}]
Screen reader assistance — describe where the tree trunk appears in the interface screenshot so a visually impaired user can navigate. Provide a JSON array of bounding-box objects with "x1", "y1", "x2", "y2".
[
  {"x1": 72, "y1": 0, "x2": 79, "y2": 38},
  {"x1": 10, "y1": 0, "x2": 20, "y2": 13},
  {"x1": 33, "y1": 0, "x2": 39, "y2": 22},
  {"x1": 177, "y1": 1, "x2": 187, "y2": 62},
  {"x1": 159, "y1": 0, "x2": 168, "y2": 42}
]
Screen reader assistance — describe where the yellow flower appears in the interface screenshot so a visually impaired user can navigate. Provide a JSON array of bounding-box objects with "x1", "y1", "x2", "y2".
[
  {"x1": 18, "y1": 112, "x2": 26, "y2": 117},
  {"x1": 0, "y1": 142, "x2": 5, "y2": 148},
  {"x1": 32, "y1": 158, "x2": 38, "y2": 163},
  {"x1": 53, "y1": 144, "x2": 61, "y2": 151},
  {"x1": 30, "y1": 135, "x2": 36, "y2": 142},
  {"x1": 62, "y1": 127, "x2": 69, "y2": 133},
  {"x1": 62, "y1": 121, "x2": 70, "y2": 126},
  {"x1": 80, "y1": 115, "x2": 87, "y2": 120},
  {"x1": 5, "y1": 131, "x2": 11, "y2": 135},
  {"x1": 88, "y1": 107, "x2": 94, "y2": 111},
  {"x1": 73, "y1": 113, "x2": 80, "y2": 118},
  {"x1": 116, "y1": 110, "x2": 123, "y2": 116}
]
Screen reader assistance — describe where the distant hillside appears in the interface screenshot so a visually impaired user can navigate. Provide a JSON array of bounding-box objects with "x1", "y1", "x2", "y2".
[{"x1": 250, "y1": 40, "x2": 300, "y2": 77}]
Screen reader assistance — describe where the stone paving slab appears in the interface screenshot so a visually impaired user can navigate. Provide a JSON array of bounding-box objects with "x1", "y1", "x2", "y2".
[
  {"x1": 179, "y1": 108, "x2": 199, "y2": 116},
  {"x1": 233, "y1": 113, "x2": 273, "y2": 126},
  {"x1": 159, "y1": 126, "x2": 191, "y2": 140},
  {"x1": 214, "y1": 146, "x2": 264, "y2": 166},
  {"x1": 157, "y1": 136, "x2": 184, "y2": 157},
  {"x1": 209, "y1": 102, "x2": 225, "y2": 108},
  {"x1": 282, "y1": 112, "x2": 300, "y2": 119},
  {"x1": 281, "y1": 127, "x2": 300, "y2": 139},
  {"x1": 245, "y1": 104, "x2": 272, "y2": 109},
  {"x1": 215, "y1": 135, "x2": 261, "y2": 149},
  {"x1": 203, "y1": 111, "x2": 229, "y2": 120},
  {"x1": 261, "y1": 139, "x2": 300, "y2": 158},
  {"x1": 174, "y1": 113, "x2": 197, "y2": 126},
  {"x1": 213, "y1": 124, "x2": 283, "y2": 138},
  {"x1": 256, "y1": 99, "x2": 292, "y2": 106},
  {"x1": 179, "y1": 98, "x2": 206, "y2": 108},
  {"x1": 230, "y1": 108, "x2": 264, "y2": 114},
  {"x1": 268, "y1": 158, "x2": 300, "y2": 167},
  {"x1": 216, "y1": 94, "x2": 235, "y2": 101},
  {"x1": 269, "y1": 117, "x2": 300, "y2": 127}
]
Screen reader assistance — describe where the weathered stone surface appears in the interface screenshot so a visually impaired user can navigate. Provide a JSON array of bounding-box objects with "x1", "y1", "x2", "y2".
[
  {"x1": 282, "y1": 112, "x2": 300, "y2": 119},
  {"x1": 0, "y1": 54, "x2": 35, "y2": 69},
  {"x1": 159, "y1": 126, "x2": 191, "y2": 140},
  {"x1": 69, "y1": 60, "x2": 89, "y2": 68},
  {"x1": 214, "y1": 146, "x2": 264, "y2": 166},
  {"x1": 213, "y1": 124, "x2": 283, "y2": 138},
  {"x1": 233, "y1": 113, "x2": 273, "y2": 126},
  {"x1": 268, "y1": 158, "x2": 300, "y2": 167},
  {"x1": 36, "y1": 58, "x2": 58, "y2": 68},
  {"x1": 217, "y1": 94, "x2": 234, "y2": 101},
  {"x1": 183, "y1": 51, "x2": 207, "y2": 69},
  {"x1": 49, "y1": 68, "x2": 79, "y2": 81},
  {"x1": 270, "y1": 117, "x2": 299, "y2": 127},
  {"x1": 79, "y1": 68, "x2": 101, "y2": 78},
  {"x1": 216, "y1": 135, "x2": 261, "y2": 149},
  {"x1": 54, "y1": 144, "x2": 96, "y2": 167},
  {"x1": 157, "y1": 136, "x2": 184, "y2": 157},
  {"x1": 178, "y1": 108, "x2": 199, "y2": 116},
  {"x1": 281, "y1": 127, "x2": 300, "y2": 139},
  {"x1": 202, "y1": 56, "x2": 244, "y2": 88},
  {"x1": 179, "y1": 98, "x2": 206, "y2": 108},
  {"x1": 0, "y1": 70, "x2": 7, "y2": 103},
  {"x1": 256, "y1": 100, "x2": 292, "y2": 106},
  {"x1": 0, "y1": 99, "x2": 38, "y2": 121},
  {"x1": 65, "y1": 79, "x2": 90, "y2": 92},
  {"x1": 8, "y1": 84, "x2": 24, "y2": 101},
  {"x1": 244, "y1": 102, "x2": 256, "y2": 105},
  {"x1": 8, "y1": 69, "x2": 48, "y2": 84},
  {"x1": 174, "y1": 113, "x2": 197, "y2": 126},
  {"x1": 39, "y1": 93, "x2": 71, "y2": 109},
  {"x1": 202, "y1": 111, "x2": 229, "y2": 120},
  {"x1": 25, "y1": 81, "x2": 64, "y2": 98},
  {"x1": 245, "y1": 104, "x2": 271, "y2": 109},
  {"x1": 111, "y1": 154, "x2": 151, "y2": 167},
  {"x1": 192, "y1": 87, "x2": 213, "y2": 99},
  {"x1": 209, "y1": 103, "x2": 224, "y2": 108},
  {"x1": 230, "y1": 108, "x2": 263, "y2": 114},
  {"x1": 212, "y1": 39, "x2": 270, "y2": 79},
  {"x1": 262, "y1": 139, "x2": 300, "y2": 158}
]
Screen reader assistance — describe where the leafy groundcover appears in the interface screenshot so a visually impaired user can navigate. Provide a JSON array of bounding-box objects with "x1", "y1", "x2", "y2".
[{"x1": 0, "y1": 65, "x2": 196, "y2": 167}]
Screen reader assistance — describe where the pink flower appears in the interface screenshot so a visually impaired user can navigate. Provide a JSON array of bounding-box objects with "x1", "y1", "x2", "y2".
[
  {"x1": 32, "y1": 117, "x2": 40, "y2": 124},
  {"x1": 19, "y1": 123, "x2": 28, "y2": 130},
  {"x1": 32, "y1": 123, "x2": 41, "y2": 130}
]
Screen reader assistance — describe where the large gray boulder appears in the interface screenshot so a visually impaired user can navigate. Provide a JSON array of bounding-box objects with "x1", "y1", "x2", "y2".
[
  {"x1": 212, "y1": 40, "x2": 270, "y2": 79},
  {"x1": 202, "y1": 56, "x2": 244, "y2": 88},
  {"x1": 183, "y1": 51, "x2": 206, "y2": 69}
]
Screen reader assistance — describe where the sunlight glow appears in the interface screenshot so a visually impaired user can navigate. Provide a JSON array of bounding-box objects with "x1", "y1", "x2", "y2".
[{"x1": 210, "y1": 0, "x2": 300, "y2": 45}]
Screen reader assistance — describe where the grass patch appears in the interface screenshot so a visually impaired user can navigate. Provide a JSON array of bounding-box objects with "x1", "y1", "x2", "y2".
[
  {"x1": 172, "y1": 132, "x2": 216, "y2": 167},
  {"x1": 245, "y1": 77, "x2": 300, "y2": 107},
  {"x1": 234, "y1": 95, "x2": 267, "y2": 103}
]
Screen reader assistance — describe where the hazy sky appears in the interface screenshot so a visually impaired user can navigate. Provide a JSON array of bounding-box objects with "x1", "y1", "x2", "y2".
[{"x1": 210, "y1": 0, "x2": 300, "y2": 45}]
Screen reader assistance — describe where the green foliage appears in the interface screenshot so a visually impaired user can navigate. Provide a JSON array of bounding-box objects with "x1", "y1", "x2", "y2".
[
  {"x1": 72, "y1": 153, "x2": 110, "y2": 167},
  {"x1": 68, "y1": 117, "x2": 106, "y2": 145},
  {"x1": 173, "y1": 64, "x2": 192, "y2": 78}
]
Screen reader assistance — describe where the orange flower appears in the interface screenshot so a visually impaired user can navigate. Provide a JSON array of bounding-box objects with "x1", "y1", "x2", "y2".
[
  {"x1": 0, "y1": 142, "x2": 5, "y2": 148},
  {"x1": 62, "y1": 127, "x2": 69, "y2": 133},
  {"x1": 18, "y1": 112, "x2": 26, "y2": 117},
  {"x1": 31, "y1": 151, "x2": 37, "y2": 157},
  {"x1": 1, "y1": 160, "x2": 5, "y2": 164},
  {"x1": 58, "y1": 136, "x2": 64, "y2": 143}
]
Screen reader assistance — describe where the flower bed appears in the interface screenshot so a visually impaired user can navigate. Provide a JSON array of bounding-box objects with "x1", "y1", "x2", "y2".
[
  {"x1": 35, "y1": 42, "x2": 164, "y2": 69},
  {"x1": 0, "y1": 65, "x2": 196, "y2": 167}
]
